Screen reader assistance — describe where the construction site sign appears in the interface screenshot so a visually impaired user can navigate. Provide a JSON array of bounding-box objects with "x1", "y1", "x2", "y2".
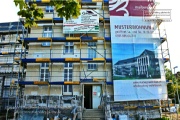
[
  {"x1": 109, "y1": 0, "x2": 167, "y2": 101},
  {"x1": 63, "y1": 10, "x2": 99, "y2": 33}
]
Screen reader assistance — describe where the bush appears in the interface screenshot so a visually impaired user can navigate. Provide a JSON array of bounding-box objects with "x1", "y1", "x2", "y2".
[{"x1": 153, "y1": 117, "x2": 170, "y2": 120}]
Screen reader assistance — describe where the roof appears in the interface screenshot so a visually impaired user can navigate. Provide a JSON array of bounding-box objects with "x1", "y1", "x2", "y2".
[
  {"x1": 115, "y1": 57, "x2": 138, "y2": 65},
  {"x1": 139, "y1": 49, "x2": 155, "y2": 57}
]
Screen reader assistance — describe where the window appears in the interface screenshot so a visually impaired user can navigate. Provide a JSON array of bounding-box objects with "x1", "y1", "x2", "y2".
[
  {"x1": 0, "y1": 46, "x2": 4, "y2": 52},
  {"x1": 88, "y1": 63, "x2": 97, "y2": 70},
  {"x1": 45, "y1": 6, "x2": 54, "y2": 13},
  {"x1": 1, "y1": 35, "x2": 5, "y2": 41},
  {"x1": 42, "y1": 26, "x2": 52, "y2": 46},
  {"x1": 63, "y1": 63, "x2": 73, "y2": 95},
  {"x1": 88, "y1": 42, "x2": 97, "y2": 70},
  {"x1": 88, "y1": 42, "x2": 96, "y2": 58},
  {"x1": 43, "y1": 26, "x2": 52, "y2": 37},
  {"x1": 40, "y1": 63, "x2": 49, "y2": 81},
  {"x1": 64, "y1": 42, "x2": 74, "y2": 54}
]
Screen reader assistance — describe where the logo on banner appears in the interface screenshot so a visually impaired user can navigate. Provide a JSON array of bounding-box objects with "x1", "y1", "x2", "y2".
[
  {"x1": 82, "y1": 10, "x2": 97, "y2": 16},
  {"x1": 109, "y1": 0, "x2": 155, "y2": 16}
]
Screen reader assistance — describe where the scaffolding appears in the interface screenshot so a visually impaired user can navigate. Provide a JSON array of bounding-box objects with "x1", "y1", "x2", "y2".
[
  {"x1": 0, "y1": 0, "x2": 174, "y2": 120},
  {"x1": 0, "y1": 21, "x2": 27, "y2": 119}
]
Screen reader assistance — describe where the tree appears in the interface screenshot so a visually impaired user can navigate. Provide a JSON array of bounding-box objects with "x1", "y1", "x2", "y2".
[
  {"x1": 164, "y1": 66, "x2": 178, "y2": 103},
  {"x1": 14, "y1": 0, "x2": 81, "y2": 27}
]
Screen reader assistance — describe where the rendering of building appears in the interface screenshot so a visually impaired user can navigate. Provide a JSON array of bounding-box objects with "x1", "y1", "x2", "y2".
[
  {"x1": 0, "y1": 0, "x2": 172, "y2": 120},
  {"x1": 114, "y1": 49, "x2": 161, "y2": 79}
]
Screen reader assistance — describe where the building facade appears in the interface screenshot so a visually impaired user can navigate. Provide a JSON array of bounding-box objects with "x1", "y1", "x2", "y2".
[{"x1": 0, "y1": 0, "x2": 172, "y2": 120}]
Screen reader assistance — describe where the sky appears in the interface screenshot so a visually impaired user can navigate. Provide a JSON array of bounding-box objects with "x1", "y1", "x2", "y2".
[{"x1": 0, "y1": 0, "x2": 179, "y2": 73}]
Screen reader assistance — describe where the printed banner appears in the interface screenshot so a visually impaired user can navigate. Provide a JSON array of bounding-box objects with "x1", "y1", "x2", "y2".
[
  {"x1": 63, "y1": 10, "x2": 99, "y2": 33},
  {"x1": 110, "y1": 0, "x2": 167, "y2": 101}
]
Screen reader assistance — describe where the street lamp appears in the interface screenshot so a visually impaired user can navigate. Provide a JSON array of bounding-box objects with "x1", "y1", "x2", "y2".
[{"x1": 173, "y1": 66, "x2": 180, "y2": 105}]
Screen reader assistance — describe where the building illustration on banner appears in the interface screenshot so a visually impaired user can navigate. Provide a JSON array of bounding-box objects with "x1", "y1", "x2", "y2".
[{"x1": 113, "y1": 44, "x2": 161, "y2": 80}]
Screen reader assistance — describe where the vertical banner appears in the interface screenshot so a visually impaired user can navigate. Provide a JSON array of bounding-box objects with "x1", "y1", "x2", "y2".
[{"x1": 109, "y1": 0, "x2": 167, "y2": 101}]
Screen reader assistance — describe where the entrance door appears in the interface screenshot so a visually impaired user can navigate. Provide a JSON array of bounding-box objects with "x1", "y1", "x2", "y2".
[
  {"x1": 84, "y1": 85, "x2": 101, "y2": 109},
  {"x1": 92, "y1": 85, "x2": 101, "y2": 108},
  {"x1": 84, "y1": 85, "x2": 92, "y2": 109}
]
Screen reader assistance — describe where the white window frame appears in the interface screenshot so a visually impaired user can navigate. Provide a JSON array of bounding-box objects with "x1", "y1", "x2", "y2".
[
  {"x1": 88, "y1": 42, "x2": 97, "y2": 70},
  {"x1": 63, "y1": 63, "x2": 73, "y2": 95},
  {"x1": 43, "y1": 26, "x2": 52, "y2": 37},
  {"x1": 88, "y1": 63, "x2": 97, "y2": 70},
  {"x1": 45, "y1": 6, "x2": 54, "y2": 13},
  {"x1": 64, "y1": 42, "x2": 74, "y2": 54},
  {"x1": 40, "y1": 63, "x2": 49, "y2": 82},
  {"x1": 42, "y1": 26, "x2": 52, "y2": 46}
]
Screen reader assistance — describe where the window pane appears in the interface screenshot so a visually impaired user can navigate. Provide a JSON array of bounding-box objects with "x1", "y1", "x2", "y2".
[
  {"x1": 45, "y1": 74, "x2": 49, "y2": 78},
  {"x1": 49, "y1": 26, "x2": 51, "y2": 30},
  {"x1": 65, "y1": 46, "x2": 68, "y2": 53},
  {"x1": 69, "y1": 63, "x2": 73, "y2": 67},
  {"x1": 69, "y1": 69, "x2": 72, "y2": 73},
  {"x1": 44, "y1": 27, "x2": 48, "y2": 31},
  {"x1": 88, "y1": 42, "x2": 96, "y2": 46},
  {"x1": 43, "y1": 33, "x2": 47, "y2": 37},
  {"x1": 65, "y1": 42, "x2": 69, "y2": 46},
  {"x1": 40, "y1": 74, "x2": 44, "y2": 77},
  {"x1": 46, "y1": 6, "x2": 54, "y2": 12},
  {"x1": 69, "y1": 74, "x2": 72, "y2": 78},
  {"x1": 47, "y1": 33, "x2": 52, "y2": 37},
  {"x1": 88, "y1": 64, "x2": 97, "y2": 70},
  {"x1": 46, "y1": 63, "x2": 49, "y2": 67},
  {"x1": 88, "y1": 49, "x2": 96, "y2": 58},
  {"x1": 69, "y1": 85, "x2": 72, "y2": 92},
  {"x1": 88, "y1": 64, "x2": 90, "y2": 69},
  {"x1": 45, "y1": 69, "x2": 49, "y2": 73},
  {"x1": 45, "y1": 78, "x2": 49, "y2": 82},
  {"x1": 64, "y1": 74, "x2": 67, "y2": 79},
  {"x1": 64, "y1": 63, "x2": 68, "y2": 67},
  {"x1": 64, "y1": 69, "x2": 68, "y2": 73},
  {"x1": 64, "y1": 85, "x2": 67, "y2": 92},
  {"x1": 42, "y1": 42, "x2": 50, "y2": 47},
  {"x1": 41, "y1": 63, "x2": 45, "y2": 67},
  {"x1": 70, "y1": 42, "x2": 73, "y2": 46},
  {"x1": 70, "y1": 46, "x2": 73, "y2": 53},
  {"x1": 69, "y1": 78, "x2": 72, "y2": 81}
]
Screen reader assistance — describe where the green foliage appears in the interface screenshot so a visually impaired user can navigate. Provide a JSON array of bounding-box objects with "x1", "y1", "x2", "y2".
[
  {"x1": 164, "y1": 66, "x2": 180, "y2": 103},
  {"x1": 51, "y1": 0, "x2": 81, "y2": 20},
  {"x1": 14, "y1": 0, "x2": 80, "y2": 27},
  {"x1": 154, "y1": 117, "x2": 170, "y2": 120},
  {"x1": 165, "y1": 66, "x2": 175, "y2": 81}
]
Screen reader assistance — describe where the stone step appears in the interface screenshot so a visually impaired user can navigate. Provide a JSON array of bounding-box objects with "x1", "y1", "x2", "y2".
[
  {"x1": 83, "y1": 112, "x2": 104, "y2": 117},
  {"x1": 83, "y1": 109, "x2": 105, "y2": 119},
  {"x1": 83, "y1": 118, "x2": 105, "y2": 120}
]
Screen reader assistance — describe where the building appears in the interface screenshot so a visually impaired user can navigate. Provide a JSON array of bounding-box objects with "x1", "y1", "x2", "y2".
[
  {"x1": 1, "y1": 0, "x2": 172, "y2": 120},
  {"x1": 0, "y1": 21, "x2": 27, "y2": 118}
]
